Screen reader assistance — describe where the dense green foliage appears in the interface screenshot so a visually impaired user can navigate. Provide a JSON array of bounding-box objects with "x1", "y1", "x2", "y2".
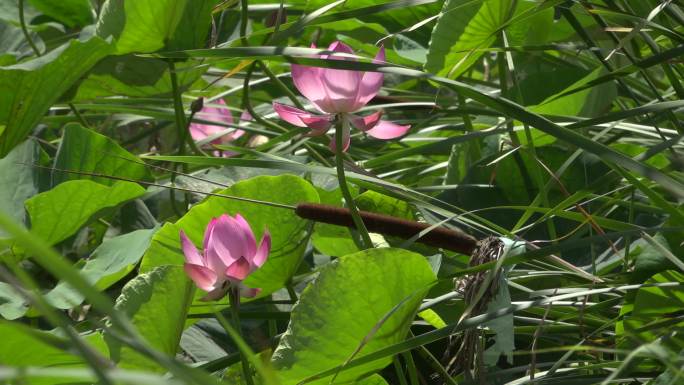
[{"x1": 0, "y1": 0, "x2": 683, "y2": 384}]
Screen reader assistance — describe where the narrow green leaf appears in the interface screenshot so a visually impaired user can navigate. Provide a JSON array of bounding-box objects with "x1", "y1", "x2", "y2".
[
  {"x1": 363, "y1": 129, "x2": 502, "y2": 169},
  {"x1": 624, "y1": 270, "x2": 684, "y2": 348},
  {"x1": 547, "y1": 44, "x2": 684, "y2": 102},
  {"x1": 74, "y1": 56, "x2": 205, "y2": 100},
  {"x1": 531, "y1": 67, "x2": 617, "y2": 118},
  {"x1": 147, "y1": 46, "x2": 684, "y2": 197},
  {"x1": 615, "y1": 168, "x2": 684, "y2": 226},
  {"x1": 0, "y1": 320, "x2": 83, "y2": 367}
]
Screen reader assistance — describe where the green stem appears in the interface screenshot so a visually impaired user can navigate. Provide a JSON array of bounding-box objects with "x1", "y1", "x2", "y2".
[
  {"x1": 239, "y1": 0, "x2": 249, "y2": 46},
  {"x1": 457, "y1": 92, "x2": 481, "y2": 162},
  {"x1": 335, "y1": 115, "x2": 372, "y2": 249},
  {"x1": 393, "y1": 356, "x2": 409, "y2": 385},
  {"x1": 68, "y1": 103, "x2": 90, "y2": 128},
  {"x1": 257, "y1": 60, "x2": 306, "y2": 110},
  {"x1": 268, "y1": 319, "x2": 278, "y2": 349},
  {"x1": 18, "y1": 0, "x2": 40, "y2": 56},
  {"x1": 168, "y1": 60, "x2": 191, "y2": 214},
  {"x1": 623, "y1": 188, "x2": 635, "y2": 272},
  {"x1": 184, "y1": 110, "x2": 207, "y2": 156},
  {"x1": 270, "y1": 0, "x2": 286, "y2": 38},
  {"x1": 168, "y1": 60, "x2": 188, "y2": 155},
  {"x1": 402, "y1": 351, "x2": 419, "y2": 385},
  {"x1": 229, "y1": 288, "x2": 255, "y2": 385}
]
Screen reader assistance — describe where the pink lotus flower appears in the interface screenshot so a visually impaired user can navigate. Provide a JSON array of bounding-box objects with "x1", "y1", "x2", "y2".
[
  {"x1": 180, "y1": 214, "x2": 271, "y2": 300},
  {"x1": 190, "y1": 99, "x2": 248, "y2": 155},
  {"x1": 272, "y1": 41, "x2": 410, "y2": 151}
]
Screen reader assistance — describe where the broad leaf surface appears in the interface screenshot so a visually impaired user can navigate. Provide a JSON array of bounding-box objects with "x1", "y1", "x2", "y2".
[
  {"x1": 52, "y1": 123, "x2": 151, "y2": 186},
  {"x1": 105, "y1": 265, "x2": 194, "y2": 372},
  {"x1": 623, "y1": 271, "x2": 684, "y2": 350},
  {"x1": 425, "y1": 0, "x2": 515, "y2": 78},
  {"x1": 25, "y1": 180, "x2": 145, "y2": 245},
  {"x1": 0, "y1": 321, "x2": 108, "y2": 384},
  {"x1": 311, "y1": 182, "x2": 360, "y2": 257},
  {"x1": 267, "y1": 0, "x2": 441, "y2": 42},
  {"x1": 357, "y1": 374, "x2": 389, "y2": 384},
  {"x1": 0, "y1": 321, "x2": 82, "y2": 366},
  {"x1": 357, "y1": 190, "x2": 414, "y2": 220},
  {"x1": 271, "y1": 248, "x2": 436, "y2": 384},
  {"x1": 0, "y1": 139, "x2": 45, "y2": 237},
  {"x1": 0, "y1": 283, "x2": 28, "y2": 320},
  {"x1": 0, "y1": 19, "x2": 43, "y2": 58},
  {"x1": 45, "y1": 227, "x2": 158, "y2": 310},
  {"x1": 27, "y1": 0, "x2": 93, "y2": 27},
  {"x1": 0, "y1": 37, "x2": 112, "y2": 157},
  {"x1": 96, "y1": 0, "x2": 216, "y2": 54},
  {"x1": 311, "y1": 187, "x2": 412, "y2": 257}
]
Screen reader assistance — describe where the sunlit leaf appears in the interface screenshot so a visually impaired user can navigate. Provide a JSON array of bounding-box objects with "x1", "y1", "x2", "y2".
[
  {"x1": 272, "y1": 248, "x2": 436, "y2": 384},
  {"x1": 25, "y1": 180, "x2": 145, "y2": 245},
  {"x1": 105, "y1": 265, "x2": 194, "y2": 372},
  {"x1": 425, "y1": 0, "x2": 515, "y2": 77},
  {"x1": 45, "y1": 227, "x2": 158, "y2": 310},
  {"x1": 96, "y1": 0, "x2": 217, "y2": 54},
  {"x1": 0, "y1": 37, "x2": 112, "y2": 157},
  {"x1": 53, "y1": 123, "x2": 152, "y2": 186}
]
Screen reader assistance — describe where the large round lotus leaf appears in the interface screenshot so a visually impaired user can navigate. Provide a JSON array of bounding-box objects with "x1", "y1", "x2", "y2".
[{"x1": 272, "y1": 247, "x2": 436, "y2": 384}]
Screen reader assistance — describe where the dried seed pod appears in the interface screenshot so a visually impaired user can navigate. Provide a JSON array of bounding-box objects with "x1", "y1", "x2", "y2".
[
  {"x1": 190, "y1": 97, "x2": 204, "y2": 114},
  {"x1": 443, "y1": 236, "x2": 505, "y2": 382}
]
